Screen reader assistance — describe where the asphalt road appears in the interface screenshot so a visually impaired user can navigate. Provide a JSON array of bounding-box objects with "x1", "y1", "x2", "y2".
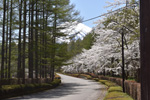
[{"x1": 7, "y1": 74, "x2": 107, "y2": 100}]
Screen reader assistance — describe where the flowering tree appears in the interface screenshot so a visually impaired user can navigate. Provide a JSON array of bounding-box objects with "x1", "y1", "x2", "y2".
[{"x1": 62, "y1": 0, "x2": 140, "y2": 79}]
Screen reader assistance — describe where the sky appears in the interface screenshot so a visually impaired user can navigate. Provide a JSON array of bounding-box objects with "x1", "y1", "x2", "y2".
[{"x1": 70, "y1": 0, "x2": 115, "y2": 28}]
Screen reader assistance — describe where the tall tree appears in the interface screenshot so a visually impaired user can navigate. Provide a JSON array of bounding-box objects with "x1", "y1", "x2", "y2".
[
  {"x1": 8, "y1": 0, "x2": 13, "y2": 79},
  {"x1": 1, "y1": 0, "x2": 6, "y2": 79},
  {"x1": 29, "y1": 0, "x2": 34, "y2": 79},
  {"x1": 42, "y1": 0, "x2": 45, "y2": 78},
  {"x1": 5, "y1": 0, "x2": 9, "y2": 78},
  {"x1": 35, "y1": 0, "x2": 39, "y2": 79},
  {"x1": 140, "y1": 0, "x2": 150, "y2": 99},
  {"x1": 0, "y1": 0, "x2": 81, "y2": 81},
  {"x1": 17, "y1": 0, "x2": 22, "y2": 80},
  {"x1": 22, "y1": 0, "x2": 27, "y2": 83},
  {"x1": 28, "y1": 0, "x2": 31, "y2": 78}
]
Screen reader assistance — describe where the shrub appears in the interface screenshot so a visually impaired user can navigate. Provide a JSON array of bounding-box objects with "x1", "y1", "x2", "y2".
[
  {"x1": 99, "y1": 80, "x2": 117, "y2": 87},
  {"x1": 72, "y1": 74, "x2": 80, "y2": 77},
  {"x1": 108, "y1": 86, "x2": 123, "y2": 92},
  {"x1": 51, "y1": 79, "x2": 61, "y2": 87},
  {"x1": 104, "y1": 91, "x2": 133, "y2": 100},
  {"x1": 0, "y1": 79, "x2": 61, "y2": 99},
  {"x1": 55, "y1": 74, "x2": 61, "y2": 79},
  {"x1": 99, "y1": 80, "x2": 133, "y2": 100},
  {"x1": 80, "y1": 74, "x2": 92, "y2": 79},
  {"x1": 99, "y1": 80, "x2": 107, "y2": 84},
  {"x1": 93, "y1": 78, "x2": 99, "y2": 81}
]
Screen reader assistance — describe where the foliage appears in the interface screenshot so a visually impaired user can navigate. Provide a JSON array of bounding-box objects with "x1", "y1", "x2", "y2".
[
  {"x1": 54, "y1": 73, "x2": 61, "y2": 79},
  {"x1": 67, "y1": 32, "x2": 95, "y2": 58},
  {"x1": 0, "y1": 0, "x2": 81, "y2": 81},
  {"x1": 55, "y1": 31, "x2": 94, "y2": 71}
]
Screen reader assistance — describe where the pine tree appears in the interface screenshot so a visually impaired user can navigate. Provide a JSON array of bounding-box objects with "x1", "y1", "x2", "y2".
[
  {"x1": 35, "y1": 0, "x2": 39, "y2": 79},
  {"x1": 5, "y1": 0, "x2": 9, "y2": 78},
  {"x1": 8, "y1": 0, "x2": 13, "y2": 79},
  {"x1": 0, "y1": 0, "x2": 81, "y2": 82},
  {"x1": 1, "y1": 0, "x2": 6, "y2": 79},
  {"x1": 22, "y1": 0, "x2": 27, "y2": 83},
  {"x1": 17, "y1": 0, "x2": 22, "y2": 81}
]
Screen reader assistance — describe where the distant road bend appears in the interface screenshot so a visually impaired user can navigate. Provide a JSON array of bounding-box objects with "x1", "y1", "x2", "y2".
[{"x1": 7, "y1": 74, "x2": 107, "y2": 100}]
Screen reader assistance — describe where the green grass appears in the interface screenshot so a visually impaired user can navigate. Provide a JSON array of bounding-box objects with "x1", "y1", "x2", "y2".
[
  {"x1": 104, "y1": 91, "x2": 133, "y2": 100},
  {"x1": 99, "y1": 80, "x2": 117, "y2": 87},
  {"x1": 99, "y1": 80, "x2": 133, "y2": 100},
  {"x1": 108, "y1": 86, "x2": 123, "y2": 92},
  {"x1": 0, "y1": 79, "x2": 61, "y2": 99}
]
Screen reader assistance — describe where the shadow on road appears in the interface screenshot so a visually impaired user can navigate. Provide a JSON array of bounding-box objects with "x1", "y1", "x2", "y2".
[{"x1": 7, "y1": 82, "x2": 87, "y2": 100}]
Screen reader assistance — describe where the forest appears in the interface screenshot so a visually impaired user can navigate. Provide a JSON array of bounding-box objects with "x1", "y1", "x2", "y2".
[{"x1": 0, "y1": 0, "x2": 91, "y2": 83}]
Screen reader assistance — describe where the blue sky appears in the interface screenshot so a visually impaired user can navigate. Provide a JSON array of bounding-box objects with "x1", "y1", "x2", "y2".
[{"x1": 70, "y1": 0, "x2": 115, "y2": 28}]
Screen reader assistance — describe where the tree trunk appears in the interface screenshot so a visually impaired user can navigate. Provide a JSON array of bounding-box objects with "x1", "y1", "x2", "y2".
[
  {"x1": 18, "y1": 0, "x2": 22, "y2": 81},
  {"x1": 1, "y1": 0, "x2": 6, "y2": 79},
  {"x1": 5, "y1": 0, "x2": 9, "y2": 79},
  {"x1": 22, "y1": 0, "x2": 27, "y2": 84},
  {"x1": 35, "y1": 0, "x2": 39, "y2": 79},
  {"x1": 140, "y1": 0, "x2": 150, "y2": 99},
  {"x1": 8, "y1": 0, "x2": 13, "y2": 79},
  {"x1": 29, "y1": 0, "x2": 34, "y2": 79},
  {"x1": 28, "y1": 0, "x2": 31, "y2": 78},
  {"x1": 51, "y1": 12, "x2": 57, "y2": 81},
  {"x1": 42, "y1": 0, "x2": 45, "y2": 78}
]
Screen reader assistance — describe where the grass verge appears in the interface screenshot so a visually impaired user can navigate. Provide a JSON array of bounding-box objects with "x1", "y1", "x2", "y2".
[
  {"x1": 99, "y1": 80, "x2": 133, "y2": 100},
  {"x1": 0, "y1": 79, "x2": 61, "y2": 100}
]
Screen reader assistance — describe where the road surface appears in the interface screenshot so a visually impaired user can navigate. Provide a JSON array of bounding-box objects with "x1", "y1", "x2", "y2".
[{"x1": 7, "y1": 74, "x2": 107, "y2": 100}]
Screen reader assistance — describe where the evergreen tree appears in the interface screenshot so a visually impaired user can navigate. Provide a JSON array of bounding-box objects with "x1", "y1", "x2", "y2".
[
  {"x1": 0, "y1": 0, "x2": 81, "y2": 83},
  {"x1": 1, "y1": 0, "x2": 6, "y2": 79}
]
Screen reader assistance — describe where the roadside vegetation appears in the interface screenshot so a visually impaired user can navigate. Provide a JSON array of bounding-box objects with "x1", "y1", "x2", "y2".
[
  {"x1": 100, "y1": 80, "x2": 133, "y2": 100},
  {"x1": 0, "y1": 75, "x2": 61, "y2": 99},
  {"x1": 0, "y1": 0, "x2": 81, "y2": 98}
]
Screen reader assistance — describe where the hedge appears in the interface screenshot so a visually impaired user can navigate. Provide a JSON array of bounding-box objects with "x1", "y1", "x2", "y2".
[
  {"x1": 0, "y1": 79, "x2": 61, "y2": 99},
  {"x1": 99, "y1": 80, "x2": 133, "y2": 100}
]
